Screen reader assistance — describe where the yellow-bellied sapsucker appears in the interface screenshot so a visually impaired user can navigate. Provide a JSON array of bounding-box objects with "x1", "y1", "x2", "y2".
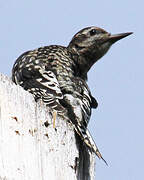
[{"x1": 12, "y1": 26, "x2": 132, "y2": 164}]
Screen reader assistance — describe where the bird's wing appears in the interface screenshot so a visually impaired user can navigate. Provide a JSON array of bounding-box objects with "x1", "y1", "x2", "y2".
[
  {"x1": 74, "y1": 78, "x2": 98, "y2": 127},
  {"x1": 12, "y1": 52, "x2": 64, "y2": 112}
]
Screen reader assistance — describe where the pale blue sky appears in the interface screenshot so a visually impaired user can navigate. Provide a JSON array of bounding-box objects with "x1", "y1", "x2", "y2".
[{"x1": 0, "y1": 0, "x2": 143, "y2": 179}]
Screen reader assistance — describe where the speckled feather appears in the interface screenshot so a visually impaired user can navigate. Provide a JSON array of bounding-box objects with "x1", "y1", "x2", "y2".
[
  {"x1": 12, "y1": 26, "x2": 131, "y2": 164},
  {"x1": 12, "y1": 45, "x2": 97, "y2": 123},
  {"x1": 12, "y1": 43, "x2": 101, "y2": 160}
]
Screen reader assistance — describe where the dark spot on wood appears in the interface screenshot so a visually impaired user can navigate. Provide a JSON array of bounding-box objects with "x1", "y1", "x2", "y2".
[
  {"x1": 45, "y1": 133, "x2": 49, "y2": 138},
  {"x1": 29, "y1": 129, "x2": 32, "y2": 135},
  {"x1": 44, "y1": 121, "x2": 50, "y2": 127},
  {"x1": 12, "y1": 116, "x2": 18, "y2": 121},
  {"x1": 34, "y1": 128, "x2": 37, "y2": 133},
  {"x1": 70, "y1": 165, "x2": 74, "y2": 169},
  {"x1": 15, "y1": 130, "x2": 20, "y2": 135},
  {"x1": 29, "y1": 129, "x2": 37, "y2": 136}
]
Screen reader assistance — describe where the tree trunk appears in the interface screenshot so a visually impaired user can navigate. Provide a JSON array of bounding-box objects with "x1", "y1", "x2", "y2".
[{"x1": 0, "y1": 73, "x2": 95, "y2": 180}]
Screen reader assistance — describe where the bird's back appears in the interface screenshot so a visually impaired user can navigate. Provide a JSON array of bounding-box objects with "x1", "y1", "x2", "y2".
[
  {"x1": 12, "y1": 45, "x2": 97, "y2": 119},
  {"x1": 12, "y1": 45, "x2": 74, "y2": 88}
]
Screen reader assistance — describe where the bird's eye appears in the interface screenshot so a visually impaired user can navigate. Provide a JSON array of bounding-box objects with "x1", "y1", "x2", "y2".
[{"x1": 90, "y1": 29, "x2": 97, "y2": 36}]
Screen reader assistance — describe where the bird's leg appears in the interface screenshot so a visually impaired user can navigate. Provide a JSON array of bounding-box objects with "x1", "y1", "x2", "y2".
[{"x1": 52, "y1": 110, "x2": 57, "y2": 128}]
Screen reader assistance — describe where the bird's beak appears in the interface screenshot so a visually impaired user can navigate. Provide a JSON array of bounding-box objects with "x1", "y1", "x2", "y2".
[{"x1": 108, "y1": 32, "x2": 133, "y2": 44}]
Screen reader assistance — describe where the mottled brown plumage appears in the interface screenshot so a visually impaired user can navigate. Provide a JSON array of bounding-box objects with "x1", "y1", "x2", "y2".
[{"x1": 12, "y1": 26, "x2": 132, "y2": 164}]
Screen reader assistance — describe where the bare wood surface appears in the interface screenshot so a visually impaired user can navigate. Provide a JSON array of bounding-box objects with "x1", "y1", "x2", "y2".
[{"x1": 0, "y1": 73, "x2": 95, "y2": 180}]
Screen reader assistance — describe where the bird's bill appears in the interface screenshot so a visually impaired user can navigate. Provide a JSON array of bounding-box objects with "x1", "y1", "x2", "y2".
[{"x1": 108, "y1": 32, "x2": 133, "y2": 43}]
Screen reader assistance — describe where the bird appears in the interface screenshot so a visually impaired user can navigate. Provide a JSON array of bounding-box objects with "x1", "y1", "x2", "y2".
[{"x1": 12, "y1": 26, "x2": 132, "y2": 164}]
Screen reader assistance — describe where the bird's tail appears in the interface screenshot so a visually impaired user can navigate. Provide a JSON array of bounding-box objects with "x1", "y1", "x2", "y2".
[{"x1": 75, "y1": 127, "x2": 108, "y2": 165}]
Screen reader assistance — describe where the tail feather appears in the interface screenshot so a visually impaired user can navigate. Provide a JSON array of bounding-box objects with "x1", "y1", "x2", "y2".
[{"x1": 75, "y1": 126, "x2": 108, "y2": 165}]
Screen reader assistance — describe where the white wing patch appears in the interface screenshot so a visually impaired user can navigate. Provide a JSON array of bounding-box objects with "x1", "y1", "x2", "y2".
[{"x1": 37, "y1": 69, "x2": 63, "y2": 99}]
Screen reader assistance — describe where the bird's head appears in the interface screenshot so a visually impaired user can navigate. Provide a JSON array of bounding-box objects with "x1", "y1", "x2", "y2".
[{"x1": 68, "y1": 26, "x2": 132, "y2": 77}]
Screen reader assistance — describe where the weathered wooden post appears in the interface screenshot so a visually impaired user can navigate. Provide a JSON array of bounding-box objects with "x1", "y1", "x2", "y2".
[{"x1": 0, "y1": 73, "x2": 95, "y2": 180}]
